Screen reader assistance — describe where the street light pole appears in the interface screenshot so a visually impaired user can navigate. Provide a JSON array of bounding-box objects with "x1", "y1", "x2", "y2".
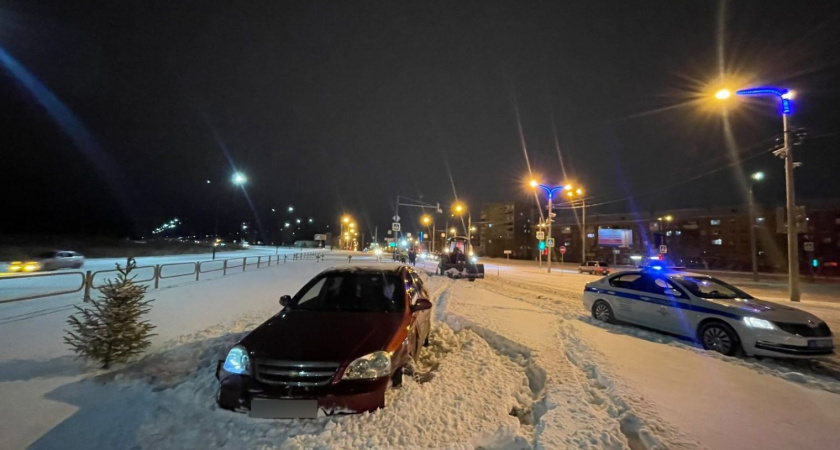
[
  {"x1": 782, "y1": 113, "x2": 800, "y2": 301},
  {"x1": 735, "y1": 87, "x2": 799, "y2": 301},
  {"x1": 581, "y1": 199, "x2": 586, "y2": 263},
  {"x1": 749, "y1": 172, "x2": 764, "y2": 282},
  {"x1": 531, "y1": 181, "x2": 565, "y2": 274}
]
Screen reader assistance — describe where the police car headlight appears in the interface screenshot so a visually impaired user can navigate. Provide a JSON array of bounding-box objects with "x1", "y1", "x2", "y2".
[{"x1": 743, "y1": 317, "x2": 776, "y2": 330}]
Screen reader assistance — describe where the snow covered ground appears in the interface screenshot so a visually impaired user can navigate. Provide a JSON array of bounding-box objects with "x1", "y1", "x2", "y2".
[{"x1": 2, "y1": 256, "x2": 840, "y2": 449}]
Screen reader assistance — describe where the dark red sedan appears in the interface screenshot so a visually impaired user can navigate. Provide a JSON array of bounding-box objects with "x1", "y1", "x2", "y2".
[{"x1": 216, "y1": 265, "x2": 433, "y2": 418}]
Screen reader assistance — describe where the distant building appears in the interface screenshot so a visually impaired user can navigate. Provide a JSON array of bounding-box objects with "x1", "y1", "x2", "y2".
[
  {"x1": 544, "y1": 203, "x2": 840, "y2": 273},
  {"x1": 477, "y1": 202, "x2": 538, "y2": 258}
]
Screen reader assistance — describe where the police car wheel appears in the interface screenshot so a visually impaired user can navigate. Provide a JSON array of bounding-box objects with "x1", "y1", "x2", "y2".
[
  {"x1": 592, "y1": 301, "x2": 614, "y2": 324},
  {"x1": 699, "y1": 322, "x2": 740, "y2": 356}
]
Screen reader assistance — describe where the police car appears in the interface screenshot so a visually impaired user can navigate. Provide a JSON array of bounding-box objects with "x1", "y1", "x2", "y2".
[{"x1": 583, "y1": 266, "x2": 834, "y2": 357}]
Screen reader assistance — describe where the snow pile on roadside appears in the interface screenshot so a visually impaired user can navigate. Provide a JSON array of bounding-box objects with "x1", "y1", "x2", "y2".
[
  {"x1": 31, "y1": 273, "x2": 539, "y2": 449},
  {"x1": 121, "y1": 324, "x2": 533, "y2": 449}
]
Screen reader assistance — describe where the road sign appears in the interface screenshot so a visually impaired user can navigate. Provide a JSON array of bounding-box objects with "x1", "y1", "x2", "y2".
[
  {"x1": 503, "y1": 250, "x2": 512, "y2": 255},
  {"x1": 559, "y1": 245, "x2": 566, "y2": 254},
  {"x1": 659, "y1": 245, "x2": 668, "y2": 254},
  {"x1": 313, "y1": 234, "x2": 327, "y2": 241},
  {"x1": 392, "y1": 222, "x2": 401, "y2": 232},
  {"x1": 613, "y1": 248, "x2": 620, "y2": 255},
  {"x1": 536, "y1": 231, "x2": 545, "y2": 240},
  {"x1": 804, "y1": 242, "x2": 814, "y2": 252},
  {"x1": 392, "y1": 215, "x2": 401, "y2": 222},
  {"x1": 547, "y1": 238, "x2": 555, "y2": 248}
]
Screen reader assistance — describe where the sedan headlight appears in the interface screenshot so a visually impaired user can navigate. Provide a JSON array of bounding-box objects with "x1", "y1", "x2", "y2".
[
  {"x1": 342, "y1": 351, "x2": 391, "y2": 380},
  {"x1": 222, "y1": 345, "x2": 251, "y2": 375},
  {"x1": 743, "y1": 317, "x2": 776, "y2": 330}
]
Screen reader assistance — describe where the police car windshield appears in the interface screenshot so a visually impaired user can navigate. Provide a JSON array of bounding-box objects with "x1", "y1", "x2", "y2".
[{"x1": 671, "y1": 276, "x2": 753, "y2": 300}]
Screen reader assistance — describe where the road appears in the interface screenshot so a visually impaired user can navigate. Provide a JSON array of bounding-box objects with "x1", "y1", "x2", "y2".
[
  {"x1": 2, "y1": 254, "x2": 839, "y2": 448},
  {"x1": 0, "y1": 246, "x2": 317, "y2": 325}
]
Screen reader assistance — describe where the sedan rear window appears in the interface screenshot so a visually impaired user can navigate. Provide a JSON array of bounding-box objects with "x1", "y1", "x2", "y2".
[{"x1": 293, "y1": 273, "x2": 405, "y2": 312}]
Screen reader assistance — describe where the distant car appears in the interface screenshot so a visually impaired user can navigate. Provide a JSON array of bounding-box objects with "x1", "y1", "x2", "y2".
[
  {"x1": 583, "y1": 267, "x2": 834, "y2": 357},
  {"x1": 579, "y1": 261, "x2": 610, "y2": 275},
  {"x1": 9, "y1": 250, "x2": 85, "y2": 272},
  {"x1": 216, "y1": 265, "x2": 433, "y2": 418}
]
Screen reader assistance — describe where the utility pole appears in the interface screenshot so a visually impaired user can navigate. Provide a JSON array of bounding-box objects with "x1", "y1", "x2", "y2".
[
  {"x1": 581, "y1": 199, "x2": 586, "y2": 264},
  {"x1": 547, "y1": 196, "x2": 553, "y2": 273},
  {"x1": 782, "y1": 114, "x2": 800, "y2": 301}
]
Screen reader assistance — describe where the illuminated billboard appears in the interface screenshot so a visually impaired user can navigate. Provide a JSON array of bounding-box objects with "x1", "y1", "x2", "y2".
[{"x1": 598, "y1": 229, "x2": 632, "y2": 248}]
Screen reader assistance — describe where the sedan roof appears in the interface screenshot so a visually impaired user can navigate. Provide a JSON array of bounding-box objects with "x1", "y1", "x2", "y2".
[{"x1": 322, "y1": 265, "x2": 404, "y2": 276}]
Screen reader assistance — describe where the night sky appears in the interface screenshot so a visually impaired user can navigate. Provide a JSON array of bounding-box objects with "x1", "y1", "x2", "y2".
[{"x1": 2, "y1": 1, "x2": 839, "y2": 239}]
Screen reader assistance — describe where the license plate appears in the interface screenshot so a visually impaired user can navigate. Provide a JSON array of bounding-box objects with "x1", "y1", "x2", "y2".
[
  {"x1": 250, "y1": 398, "x2": 318, "y2": 419},
  {"x1": 808, "y1": 339, "x2": 834, "y2": 349}
]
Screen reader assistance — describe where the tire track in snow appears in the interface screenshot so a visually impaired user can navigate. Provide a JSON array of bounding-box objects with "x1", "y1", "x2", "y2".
[{"x1": 473, "y1": 277, "x2": 697, "y2": 449}]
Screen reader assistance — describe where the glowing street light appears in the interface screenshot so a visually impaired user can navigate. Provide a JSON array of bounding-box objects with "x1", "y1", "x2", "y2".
[
  {"x1": 530, "y1": 180, "x2": 567, "y2": 273},
  {"x1": 231, "y1": 172, "x2": 247, "y2": 185},
  {"x1": 714, "y1": 89, "x2": 731, "y2": 100},
  {"x1": 451, "y1": 202, "x2": 472, "y2": 254},
  {"x1": 720, "y1": 86, "x2": 799, "y2": 301},
  {"x1": 565, "y1": 185, "x2": 587, "y2": 264},
  {"x1": 421, "y1": 215, "x2": 436, "y2": 252}
]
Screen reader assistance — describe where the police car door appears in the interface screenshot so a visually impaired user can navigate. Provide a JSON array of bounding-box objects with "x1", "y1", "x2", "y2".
[
  {"x1": 605, "y1": 273, "x2": 645, "y2": 323},
  {"x1": 636, "y1": 274, "x2": 693, "y2": 336}
]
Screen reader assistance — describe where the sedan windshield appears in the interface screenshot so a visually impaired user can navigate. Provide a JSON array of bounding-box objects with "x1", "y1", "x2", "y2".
[
  {"x1": 293, "y1": 273, "x2": 404, "y2": 312},
  {"x1": 671, "y1": 276, "x2": 753, "y2": 300}
]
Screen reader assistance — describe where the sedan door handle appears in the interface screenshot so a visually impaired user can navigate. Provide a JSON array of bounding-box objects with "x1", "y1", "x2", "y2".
[{"x1": 640, "y1": 296, "x2": 651, "y2": 301}]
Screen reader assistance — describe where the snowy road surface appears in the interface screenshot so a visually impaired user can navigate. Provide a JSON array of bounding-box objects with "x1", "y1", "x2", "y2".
[
  {"x1": 1, "y1": 257, "x2": 840, "y2": 448},
  {"x1": 0, "y1": 246, "x2": 307, "y2": 304}
]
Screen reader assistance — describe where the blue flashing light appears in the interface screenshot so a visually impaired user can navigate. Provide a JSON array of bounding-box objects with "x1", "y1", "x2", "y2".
[
  {"x1": 651, "y1": 265, "x2": 663, "y2": 271},
  {"x1": 736, "y1": 87, "x2": 793, "y2": 115}
]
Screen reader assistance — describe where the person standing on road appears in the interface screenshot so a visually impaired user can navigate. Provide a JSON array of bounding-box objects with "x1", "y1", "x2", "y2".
[{"x1": 408, "y1": 249, "x2": 417, "y2": 266}]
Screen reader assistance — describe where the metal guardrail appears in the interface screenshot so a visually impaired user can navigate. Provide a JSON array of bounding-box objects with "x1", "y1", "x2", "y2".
[
  {"x1": 0, "y1": 271, "x2": 86, "y2": 304},
  {"x1": 0, "y1": 252, "x2": 320, "y2": 305}
]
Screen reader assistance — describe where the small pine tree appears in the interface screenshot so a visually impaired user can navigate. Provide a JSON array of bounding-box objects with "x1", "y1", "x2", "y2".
[{"x1": 65, "y1": 257, "x2": 156, "y2": 368}]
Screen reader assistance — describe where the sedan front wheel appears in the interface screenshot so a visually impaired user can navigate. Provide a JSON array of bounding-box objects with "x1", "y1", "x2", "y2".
[{"x1": 698, "y1": 322, "x2": 741, "y2": 356}]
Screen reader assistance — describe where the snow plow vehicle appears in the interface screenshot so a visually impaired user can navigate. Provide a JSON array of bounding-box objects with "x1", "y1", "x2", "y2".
[{"x1": 436, "y1": 237, "x2": 484, "y2": 281}]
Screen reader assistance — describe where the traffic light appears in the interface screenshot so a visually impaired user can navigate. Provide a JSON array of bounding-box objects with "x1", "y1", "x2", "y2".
[
  {"x1": 539, "y1": 241, "x2": 545, "y2": 250},
  {"x1": 812, "y1": 259, "x2": 819, "y2": 268}
]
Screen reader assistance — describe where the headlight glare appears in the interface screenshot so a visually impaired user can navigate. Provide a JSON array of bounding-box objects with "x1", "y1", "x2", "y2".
[
  {"x1": 222, "y1": 345, "x2": 251, "y2": 375},
  {"x1": 342, "y1": 351, "x2": 391, "y2": 380},
  {"x1": 743, "y1": 317, "x2": 776, "y2": 330}
]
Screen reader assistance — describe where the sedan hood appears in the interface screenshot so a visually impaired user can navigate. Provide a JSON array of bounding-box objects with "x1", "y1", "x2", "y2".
[
  {"x1": 711, "y1": 297, "x2": 821, "y2": 323},
  {"x1": 240, "y1": 309, "x2": 404, "y2": 363}
]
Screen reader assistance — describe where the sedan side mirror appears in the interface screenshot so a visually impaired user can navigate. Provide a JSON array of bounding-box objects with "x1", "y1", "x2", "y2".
[
  {"x1": 411, "y1": 298, "x2": 433, "y2": 312},
  {"x1": 279, "y1": 295, "x2": 292, "y2": 307},
  {"x1": 663, "y1": 288, "x2": 682, "y2": 297}
]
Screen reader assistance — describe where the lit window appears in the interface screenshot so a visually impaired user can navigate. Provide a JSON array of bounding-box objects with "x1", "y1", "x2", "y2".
[
  {"x1": 666, "y1": 231, "x2": 672, "y2": 236},
  {"x1": 710, "y1": 219, "x2": 721, "y2": 226},
  {"x1": 712, "y1": 239, "x2": 722, "y2": 245},
  {"x1": 675, "y1": 231, "x2": 682, "y2": 236},
  {"x1": 587, "y1": 233, "x2": 595, "y2": 238},
  {"x1": 756, "y1": 217, "x2": 765, "y2": 224}
]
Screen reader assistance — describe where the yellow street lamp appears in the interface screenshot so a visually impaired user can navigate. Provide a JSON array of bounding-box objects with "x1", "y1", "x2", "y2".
[{"x1": 715, "y1": 89, "x2": 731, "y2": 100}]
